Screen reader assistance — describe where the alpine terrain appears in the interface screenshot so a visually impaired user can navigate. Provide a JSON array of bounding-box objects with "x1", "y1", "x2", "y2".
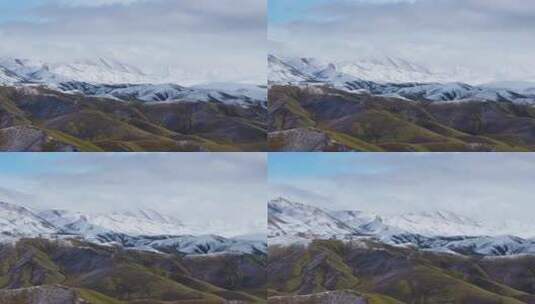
[
  {"x1": 0, "y1": 201, "x2": 267, "y2": 303},
  {"x1": 269, "y1": 55, "x2": 535, "y2": 152},
  {"x1": 267, "y1": 198, "x2": 535, "y2": 303},
  {"x1": 0, "y1": 57, "x2": 267, "y2": 152}
]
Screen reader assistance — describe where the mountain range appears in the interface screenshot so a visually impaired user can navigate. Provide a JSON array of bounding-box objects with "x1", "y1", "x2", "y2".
[
  {"x1": 268, "y1": 198, "x2": 535, "y2": 303},
  {"x1": 268, "y1": 198, "x2": 535, "y2": 256},
  {"x1": 0, "y1": 200, "x2": 267, "y2": 303},
  {"x1": 0, "y1": 201, "x2": 266, "y2": 256},
  {"x1": 0, "y1": 56, "x2": 266, "y2": 107},
  {"x1": 0, "y1": 57, "x2": 267, "y2": 152},
  {"x1": 269, "y1": 55, "x2": 535, "y2": 152},
  {"x1": 269, "y1": 55, "x2": 535, "y2": 104}
]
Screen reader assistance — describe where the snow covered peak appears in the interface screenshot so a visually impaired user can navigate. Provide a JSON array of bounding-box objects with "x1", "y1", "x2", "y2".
[
  {"x1": 0, "y1": 201, "x2": 57, "y2": 242},
  {"x1": 38, "y1": 208, "x2": 186, "y2": 237},
  {"x1": 268, "y1": 197, "x2": 535, "y2": 256},
  {"x1": 269, "y1": 54, "x2": 535, "y2": 104},
  {"x1": 335, "y1": 56, "x2": 432, "y2": 83},
  {"x1": 0, "y1": 66, "x2": 24, "y2": 85},
  {"x1": 0, "y1": 56, "x2": 266, "y2": 107},
  {"x1": 0, "y1": 56, "x2": 150, "y2": 85},
  {"x1": 0, "y1": 200, "x2": 264, "y2": 256},
  {"x1": 327, "y1": 210, "x2": 378, "y2": 228},
  {"x1": 269, "y1": 54, "x2": 443, "y2": 84},
  {"x1": 383, "y1": 210, "x2": 487, "y2": 237},
  {"x1": 49, "y1": 58, "x2": 149, "y2": 84},
  {"x1": 269, "y1": 198, "x2": 497, "y2": 240},
  {"x1": 268, "y1": 198, "x2": 356, "y2": 243},
  {"x1": 269, "y1": 196, "x2": 305, "y2": 210},
  {"x1": 269, "y1": 54, "x2": 488, "y2": 85}
]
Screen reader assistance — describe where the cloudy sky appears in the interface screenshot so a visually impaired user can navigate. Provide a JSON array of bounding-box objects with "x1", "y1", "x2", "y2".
[
  {"x1": 269, "y1": 0, "x2": 535, "y2": 83},
  {"x1": 270, "y1": 153, "x2": 535, "y2": 230},
  {"x1": 0, "y1": 153, "x2": 267, "y2": 236},
  {"x1": 0, "y1": 0, "x2": 266, "y2": 84}
]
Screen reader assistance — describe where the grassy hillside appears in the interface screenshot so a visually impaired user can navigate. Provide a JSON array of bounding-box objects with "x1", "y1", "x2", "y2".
[
  {"x1": 0, "y1": 238, "x2": 266, "y2": 303},
  {"x1": 268, "y1": 240, "x2": 535, "y2": 304},
  {"x1": 269, "y1": 85, "x2": 535, "y2": 152},
  {"x1": 0, "y1": 86, "x2": 266, "y2": 152}
]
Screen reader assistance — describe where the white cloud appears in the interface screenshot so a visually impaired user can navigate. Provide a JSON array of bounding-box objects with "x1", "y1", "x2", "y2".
[
  {"x1": 0, "y1": 0, "x2": 267, "y2": 84},
  {"x1": 270, "y1": 0, "x2": 535, "y2": 83},
  {"x1": 270, "y1": 153, "x2": 535, "y2": 232},
  {"x1": 0, "y1": 153, "x2": 267, "y2": 236}
]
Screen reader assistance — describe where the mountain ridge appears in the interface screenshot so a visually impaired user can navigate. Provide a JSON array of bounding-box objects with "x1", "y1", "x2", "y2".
[
  {"x1": 269, "y1": 54, "x2": 535, "y2": 105},
  {"x1": 0, "y1": 56, "x2": 267, "y2": 108},
  {"x1": 0, "y1": 200, "x2": 267, "y2": 256},
  {"x1": 268, "y1": 198, "x2": 535, "y2": 256}
]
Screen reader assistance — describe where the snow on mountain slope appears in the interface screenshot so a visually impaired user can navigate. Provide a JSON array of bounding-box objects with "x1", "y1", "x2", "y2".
[
  {"x1": 383, "y1": 211, "x2": 487, "y2": 237},
  {"x1": 429, "y1": 235, "x2": 535, "y2": 256},
  {"x1": 270, "y1": 55, "x2": 487, "y2": 85},
  {"x1": 0, "y1": 66, "x2": 24, "y2": 85},
  {"x1": 269, "y1": 55, "x2": 535, "y2": 104},
  {"x1": 336, "y1": 57, "x2": 489, "y2": 85},
  {"x1": 268, "y1": 55, "x2": 314, "y2": 84},
  {"x1": 38, "y1": 209, "x2": 186, "y2": 237},
  {"x1": 327, "y1": 210, "x2": 377, "y2": 229},
  {"x1": 57, "y1": 81, "x2": 266, "y2": 107},
  {"x1": 268, "y1": 198, "x2": 535, "y2": 256},
  {"x1": 0, "y1": 200, "x2": 264, "y2": 256},
  {"x1": 481, "y1": 81, "x2": 535, "y2": 93},
  {"x1": 192, "y1": 82, "x2": 267, "y2": 106},
  {"x1": 337, "y1": 57, "x2": 439, "y2": 84},
  {"x1": 94, "y1": 233, "x2": 267, "y2": 255},
  {"x1": 0, "y1": 57, "x2": 149, "y2": 85},
  {"x1": 0, "y1": 57, "x2": 266, "y2": 107},
  {"x1": 0, "y1": 201, "x2": 57, "y2": 242},
  {"x1": 58, "y1": 82, "x2": 190, "y2": 101},
  {"x1": 268, "y1": 197, "x2": 356, "y2": 243}
]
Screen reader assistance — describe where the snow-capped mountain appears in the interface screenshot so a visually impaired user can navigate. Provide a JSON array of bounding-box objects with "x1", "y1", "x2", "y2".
[
  {"x1": 335, "y1": 57, "x2": 486, "y2": 85},
  {"x1": 0, "y1": 66, "x2": 24, "y2": 84},
  {"x1": 382, "y1": 211, "x2": 487, "y2": 237},
  {"x1": 0, "y1": 201, "x2": 57, "y2": 242},
  {"x1": 57, "y1": 81, "x2": 266, "y2": 107},
  {"x1": 95, "y1": 233, "x2": 266, "y2": 255},
  {"x1": 0, "y1": 201, "x2": 265, "y2": 256},
  {"x1": 268, "y1": 197, "x2": 356, "y2": 241},
  {"x1": 38, "y1": 208, "x2": 186, "y2": 237},
  {"x1": 268, "y1": 198, "x2": 535, "y2": 256},
  {"x1": 0, "y1": 56, "x2": 267, "y2": 107},
  {"x1": 269, "y1": 55, "x2": 535, "y2": 104},
  {"x1": 0, "y1": 57, "x2": 149, "y2": 85}
]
